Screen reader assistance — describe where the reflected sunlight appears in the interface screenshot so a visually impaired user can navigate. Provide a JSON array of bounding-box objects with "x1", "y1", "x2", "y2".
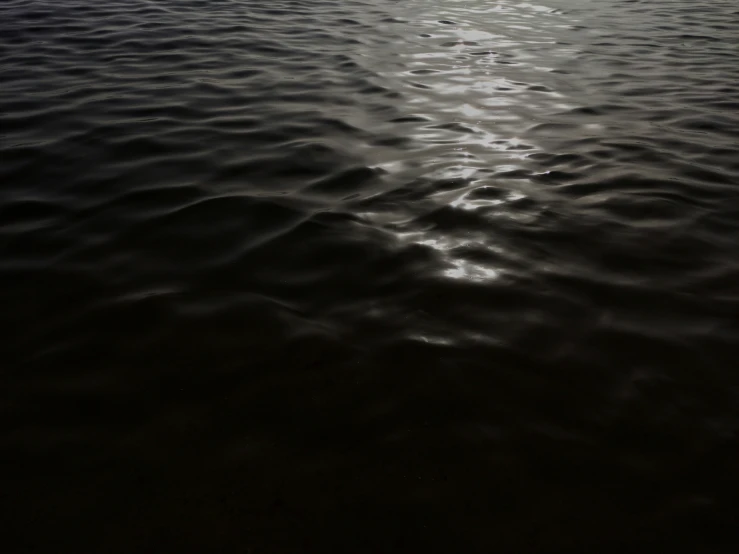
[{"x1": 353, "y1": 0, "x2": 576, "y2": 284}]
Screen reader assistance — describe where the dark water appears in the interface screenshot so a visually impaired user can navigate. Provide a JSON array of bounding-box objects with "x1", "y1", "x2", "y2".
[{"x1": 3, "y1": 0, "x2": 739, "y2": 551}]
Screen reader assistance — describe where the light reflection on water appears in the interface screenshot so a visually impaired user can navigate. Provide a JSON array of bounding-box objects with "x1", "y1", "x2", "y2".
[{"x1": 355, "y1": 0, "x2": 580, "y2": 283}]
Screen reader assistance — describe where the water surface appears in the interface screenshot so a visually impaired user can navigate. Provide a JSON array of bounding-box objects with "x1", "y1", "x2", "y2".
[{"x1": 2, "y1": 0, "x2": 739, "y2": 552}]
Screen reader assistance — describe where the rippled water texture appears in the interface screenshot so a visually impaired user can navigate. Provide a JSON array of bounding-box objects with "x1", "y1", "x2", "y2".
[{"x1": 3, "y1": 0, "x2": 739, "y2": 552}]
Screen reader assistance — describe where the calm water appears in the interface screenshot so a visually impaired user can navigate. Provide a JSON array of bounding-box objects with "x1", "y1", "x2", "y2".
[{"x1": 3, "y1": 0, "x2": 739, "y2": 552}]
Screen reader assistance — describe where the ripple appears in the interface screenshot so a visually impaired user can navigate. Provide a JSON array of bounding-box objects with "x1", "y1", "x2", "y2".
[{"x1": 3, "y1": 0, "x2": 739, "y2": 552}]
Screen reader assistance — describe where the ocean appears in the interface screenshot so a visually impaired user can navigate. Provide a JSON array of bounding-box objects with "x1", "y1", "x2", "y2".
[{"x1": 2, "y1": 1, "x2": 739, "y2": 552}]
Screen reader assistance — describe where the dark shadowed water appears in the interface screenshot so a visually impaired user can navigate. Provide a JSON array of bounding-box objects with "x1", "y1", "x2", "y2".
[{"x1": 2, "y1": 0, "x2": 739, "y2": 552}]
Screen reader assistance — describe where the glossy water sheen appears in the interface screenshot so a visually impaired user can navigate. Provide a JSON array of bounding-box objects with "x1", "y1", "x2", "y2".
[{"x1": 2, "y1": 0, "x2": 739, "y2": 552}]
